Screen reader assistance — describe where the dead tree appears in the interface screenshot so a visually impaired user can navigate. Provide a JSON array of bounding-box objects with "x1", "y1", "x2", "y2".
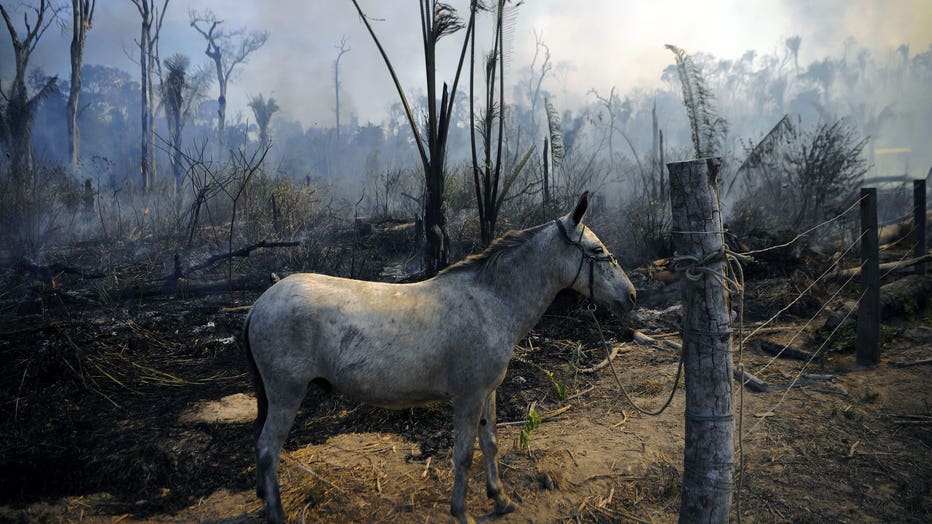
[
  {"x1": 334, "y1": 35, "x2": 350, "y2": 142},
  {"x1": 67, "y1": 0, "x2": 95, "y2": 177},
  {"x1": 469, "y1": 0, "x2": 533, "y2": 246},
  {"x1": 189, "y1": 9, "x2": 268, "y2": 158},
  {"x1": 525, "y1": 29, "x2": 551, "y2": 138},
  {"x1": 0, "y1": 0, "x2": 62, "y2": 176},
  {"x1": 351, "y1": 0, "x2": 474, "y2": 275},
  {"x1": 130, "y1": 0, "x2": 168, "y2": 193}
]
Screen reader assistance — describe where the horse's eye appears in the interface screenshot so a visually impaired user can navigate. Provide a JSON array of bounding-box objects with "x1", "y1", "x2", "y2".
[{"x1": 593, "y1": 246, "x2": 604, "y2": 254}]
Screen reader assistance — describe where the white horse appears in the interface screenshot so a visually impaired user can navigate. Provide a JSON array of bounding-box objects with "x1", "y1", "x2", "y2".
[{"x1": 244, "y1": 192, "x2": 636, "y2": 523}]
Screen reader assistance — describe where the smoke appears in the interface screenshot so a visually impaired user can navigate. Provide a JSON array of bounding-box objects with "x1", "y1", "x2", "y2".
[{"x1": 1, "y1": 0, "x2": 930, "y2": 180}]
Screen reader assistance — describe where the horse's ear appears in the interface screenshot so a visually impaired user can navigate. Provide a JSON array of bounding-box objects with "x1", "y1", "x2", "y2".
[{"x1": 571, "y1": 191, "x2": 590, "y2": 226}]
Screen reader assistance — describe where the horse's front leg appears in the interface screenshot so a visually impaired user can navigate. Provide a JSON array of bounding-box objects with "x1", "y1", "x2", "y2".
[
  {"x1": 478, "y1": 390, "x2": 517, "y2": 515},
  {"x1": 451, "y1": 393, "x2": 484, "y2": 524}
]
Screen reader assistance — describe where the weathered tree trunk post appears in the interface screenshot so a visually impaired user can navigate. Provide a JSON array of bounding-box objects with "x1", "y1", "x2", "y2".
[
  {"x1": 915, "y1": 179, "x2": 927, "y2": 275},
  {"x1": 667, "y1": 157, "x2": 734, "y2": 523},
  {"x1": 857, "y1": 187, "x2": 880, "y2": 366}
]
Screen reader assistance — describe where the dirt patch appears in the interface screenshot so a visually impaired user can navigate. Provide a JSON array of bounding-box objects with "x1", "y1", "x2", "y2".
[
  {"x1": 180, "y1": 393, "x2": 258, "y2": 425},
  {"x1": 0, "y1": 258, "x2": 929, "y2": 522}
]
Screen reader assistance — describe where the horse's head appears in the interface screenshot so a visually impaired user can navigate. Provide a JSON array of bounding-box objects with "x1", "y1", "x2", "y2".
[{"x1": 557, "y1": 192, "x2": 636, "y2": 318}]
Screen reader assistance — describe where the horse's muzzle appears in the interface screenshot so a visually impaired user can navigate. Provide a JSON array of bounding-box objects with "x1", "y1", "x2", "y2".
[{"x1": 610, "y1": 290, "x2": 636, "y2": 318}]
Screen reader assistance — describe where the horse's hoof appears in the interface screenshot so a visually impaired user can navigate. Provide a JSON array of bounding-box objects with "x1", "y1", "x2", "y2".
[
  {"x1": 494, "y1": 498, "x2": 518, "y2": 515},
  {"x1": 265, "y1": 504, "x2": 285, "y2": 524},
  {"x1": 452, "y1": 512, "x2": 477, "y2": 524}
]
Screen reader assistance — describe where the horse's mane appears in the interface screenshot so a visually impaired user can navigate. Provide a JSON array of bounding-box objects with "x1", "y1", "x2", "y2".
[{"x1": 439, "y1": 222, "x2": 552, "y2": 280}]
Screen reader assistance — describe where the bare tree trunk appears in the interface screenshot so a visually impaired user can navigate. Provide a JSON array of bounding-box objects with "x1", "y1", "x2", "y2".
[
  {"x1": 667, "y1": 157, "x2": 734, "y2": 523},
  {"x1": 217, "y1": 73, "x2": 226, "y2": 156},
  {"x1": 147, "y1": 49, "x2": 157, "y2": 187},
  {"x1": 138, "y1": 15, "x2": 151, "y2": 192},
  {"x1": 67, "y1": 1, "x2": 94, "y2": 177},
  {"x1": 334, "y1": 36, "x2": 350, "y2": 142},
  {"x1": 542, "y1": 136, "x2": 550, "y2": 211}
]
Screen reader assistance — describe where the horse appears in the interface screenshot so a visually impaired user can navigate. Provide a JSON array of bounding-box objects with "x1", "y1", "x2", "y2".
[{"x1": 244, "y1": 192, "x2": 636, "y2": 523}]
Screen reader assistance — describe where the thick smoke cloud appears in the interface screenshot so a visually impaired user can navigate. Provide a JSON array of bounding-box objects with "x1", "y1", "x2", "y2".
[{"x1": 2, "y1": 0, "x2": 928, "y2": 127}]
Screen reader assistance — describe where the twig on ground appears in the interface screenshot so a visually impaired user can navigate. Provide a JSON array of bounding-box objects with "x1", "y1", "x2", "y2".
[{"x1": 282, "y1": 453, "x2": 346, "y2": 496}]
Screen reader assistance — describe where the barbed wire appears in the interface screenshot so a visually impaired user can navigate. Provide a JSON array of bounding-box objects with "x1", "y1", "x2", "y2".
[
  {"x1": 738, "y1": 193, "x2": 867, "y2": 257},
  {"x1": 878, "y1": 222, "x2": 917, "y2": 255},
  {"x1": 740, "y1": 228, "x2": 867, "y2": 346},
  {"x1": 749, "y1": 267, "x2": 861, "y2": 377},
  {"x1": 744, "y1": 290, "x2": 865, "y2": 438}
]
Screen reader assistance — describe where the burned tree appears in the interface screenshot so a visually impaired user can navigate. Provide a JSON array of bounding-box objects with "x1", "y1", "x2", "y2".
[
  {"x1": 333, "y1": 35, "x2": 350, "y2": 142},
  {"x1": 189, "y1": 9, "x2": 268, "y2": 158},
  {"x1": 163, "y1": 54, "x2": 186, "y2": 194},
  {"x1": 469, "y1": 0, "x2": 533, "y2": 246},
  {"x1": 67, "y1": 0, "x2": 96, "y2": 177},
  {"x1": 129, "y1": 0, "x2": 168, "y2": 193},
  {"x1": 248, "y1": 93, "x2": 279, "y2": 150},
  {"x1": 730, "y1": 116, "x2": 868, "y2": 234},
  {"x1": 525, "y1": 29, "x2": 551, "y2": 139},
  {"x1": 162, "y1": 54, "x2": 209, "y2": 196},
  {"x1": 351, "y1": 0, "x2": 475, "y2": 275},
  {"x1": 0, "y1": 0, "x2": 62, "y2": 176}
]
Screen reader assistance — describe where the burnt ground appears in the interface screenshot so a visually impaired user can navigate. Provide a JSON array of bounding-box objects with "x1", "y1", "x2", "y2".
[{"x1": 0, "y1": 242, "x2": 929, "y2": 523}]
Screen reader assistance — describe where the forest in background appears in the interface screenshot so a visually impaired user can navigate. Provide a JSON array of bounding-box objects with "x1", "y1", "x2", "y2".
[{"x1": 1, "y1": 0, "x2": 930, "y2": 274}]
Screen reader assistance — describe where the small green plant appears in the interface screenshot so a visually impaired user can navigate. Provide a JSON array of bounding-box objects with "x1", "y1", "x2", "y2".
[
  {"x1": 514, "y1": 355, "x2": 566, "y2": 401},
  {"x1": 862, "y1": 385, "x2": 879, "y2": 403},
  {"x1": 519, "y1": 408, "x2": 541, "y2": 450},
  {"x1": 900, "y1": 294, "x2": 918, "y2": 317}
]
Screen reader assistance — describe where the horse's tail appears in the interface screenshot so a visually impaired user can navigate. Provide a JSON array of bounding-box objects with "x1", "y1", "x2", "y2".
[{"x1": 244, "y1": 310, "x2": 268, "y2": 441}]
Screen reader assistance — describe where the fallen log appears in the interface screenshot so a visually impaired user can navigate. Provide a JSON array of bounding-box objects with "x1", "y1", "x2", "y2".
[
  {"x1": 825, "y1": 274, "x2": 932, "y2": 330},
  {"x1": 753, "y1": 339, "x2": 814, "y2": 361},
  {"x1": 889, "y1": 358, "x2": 932, "y2": 368},
  {"x1": 835, "y1": 253, "x2": 932, "y2": 278},
  {"x1": 734, "y1": 368, "x2": 771, "y2": 392},
  {"x1": 634, "y1": 258, "x2": 680, "y2": 283},
  {"x1": 105, "y1": 276, "x2": 269, "y2": 300},
  {"x1": 5, "y1": 258, "x2": 106, "y2": 279},
  {"x1": 641, "y1": 329, "x2": 774, "y2": 392},
  {"x1": 181, "y1": 240, "x2": 300, "y2": 277}
]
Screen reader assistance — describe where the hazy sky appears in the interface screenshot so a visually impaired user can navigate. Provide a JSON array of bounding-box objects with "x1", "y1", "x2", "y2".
[{"x1": 3, "y1": 0, "x2": 931, "y2": 128}]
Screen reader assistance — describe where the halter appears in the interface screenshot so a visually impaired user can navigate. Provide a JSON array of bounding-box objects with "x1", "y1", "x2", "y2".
[{"x1": 554, "y1": 219, "x2": 616, "y2": 304}]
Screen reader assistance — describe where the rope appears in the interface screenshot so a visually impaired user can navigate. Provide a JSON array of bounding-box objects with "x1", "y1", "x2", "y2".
[
  {"x1": 589, "y1": 305, "x2": 684, "y2": 416},
  {"x1": 669, "y1": 235, "x2": 750, "y2": 521}
]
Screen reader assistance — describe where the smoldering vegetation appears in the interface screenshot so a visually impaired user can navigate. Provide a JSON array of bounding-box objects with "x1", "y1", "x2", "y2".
[{"x1": 0, "y1": 1, "x2": 930, "y2": 522}]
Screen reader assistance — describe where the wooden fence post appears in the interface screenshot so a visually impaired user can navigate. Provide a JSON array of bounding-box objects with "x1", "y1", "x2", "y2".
[
  {"x1": 667, "y1": 157, "x2": 733, "y2": 523},
  {"x1": 857, "y1": 187, "x2": 880, "y2": 367},
  {"x1": 915, "y1": 180, "x2": 927, "y2": 275}
]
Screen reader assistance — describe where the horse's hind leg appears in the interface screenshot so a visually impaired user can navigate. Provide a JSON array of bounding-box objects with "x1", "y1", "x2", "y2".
[
  {"x1": 451, "y1": 393, "x2": 484, "y2": 524},
  {"x1": 256, "y1": 380, "x2": 307, "y2": 524},
  {"x1": 478, "y1": 390, "x2": 516, "y2": 515}
]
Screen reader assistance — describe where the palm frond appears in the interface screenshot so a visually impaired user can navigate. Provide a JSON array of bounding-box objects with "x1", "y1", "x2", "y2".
[
  {"x1": 665, "y1": 43, "x2": 727, "y2": 158},
  {"x1": 432, "y1": 2, "x2": 463, "y2": 40},
  {"x1": 23, "y1": 75, "x2": 58, "y2": 121},
  {"x1": 544, "y1": 98, "x2": 564, "y2": 168}
]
